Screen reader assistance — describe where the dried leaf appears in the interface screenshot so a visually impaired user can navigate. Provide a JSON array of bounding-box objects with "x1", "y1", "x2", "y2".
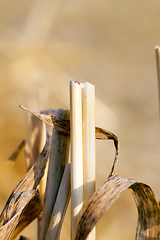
[
  {"x1": 7, "y1": 105, "x2": 159, "y2": 240},
  {"x1": 19, "y1": 106, "x2": 118, "y2": 142},
  {"x1": 0, "y1": 190, "x2": 41, "y2": 240},
  {"x1": 130, "y1": 183, "x2": 160, "y2": 239},
  {"x1": 11, "y1": 190, "x2": 42, "y2": 239},
  {"x1": 0, "y1": 132, "x2": 50, "y2": 224},
  {"x1": 19, "y1": 105, "x2": 119, "y2": 177},
  {"x1": 75, "y1": 175, "x2": 160, "y2": 240},
  {"x1": 19, "y1": 105, "x2": 70, "y2": 135},
  {"x1": 8, "y1": 140, "x2": 25, "y2": 163},
  {"x1": 1, "y1": 108, "x2": 53, "y2": 239}
]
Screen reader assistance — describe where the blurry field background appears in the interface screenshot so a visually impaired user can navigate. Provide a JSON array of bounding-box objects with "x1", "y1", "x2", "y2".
[{"x1": 0, "y1": 0, "x2": 160, "y2": 239}]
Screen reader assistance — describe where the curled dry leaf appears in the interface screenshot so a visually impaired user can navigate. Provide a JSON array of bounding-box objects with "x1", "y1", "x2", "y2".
[
  {"x1": 19, "y1": 106, "x2": 118, "y2": 142},
  {"x1": 0, "y1": 190, "x2": 41, "y2": 240},
  {"x1": 19, "y1": 105, "x2": 70, "y2": 135},
  {"x1": 75, "y1": 175, "x2": 160, "y2": 240},
  {"x1": 19, "y1": 105, "x2": 119, "y2": 177}
]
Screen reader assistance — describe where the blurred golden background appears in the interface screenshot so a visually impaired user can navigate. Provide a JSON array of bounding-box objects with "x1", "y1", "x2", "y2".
[{"x1": 0, "y1": 0, "x2": 160, "y2": 239}]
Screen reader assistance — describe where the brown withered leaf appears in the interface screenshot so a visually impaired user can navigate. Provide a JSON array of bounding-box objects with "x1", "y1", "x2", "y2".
[
  {"x1": 8, "y1": 140, "x2": 25, "y2": 163},
  {"x1": 10, "y1": 190, "x2": 42, "y2": 239},
  {"x1": 0, "y1": 132, "x2": 50, "y2": 225},
  {"x1": 0, "y1": 190, "x2": 41, "y2": 240},
  {"x1": 75, "y1": 175, "x2": 160, "y2": 240},
  {"x1": 19, "y1": 105, "x2": 70, "y2": 135},
  {"x1": 19, "y1": 106, "x2": 118, "y2": 142},
  {"x1": 19, "y1": 105, "x2": 119, "y2": 177}
]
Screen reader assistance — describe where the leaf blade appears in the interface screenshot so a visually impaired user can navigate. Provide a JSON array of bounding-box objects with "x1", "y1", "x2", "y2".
[{"x1": 75, "y1": 175, "x2": 160, "y2": 240}]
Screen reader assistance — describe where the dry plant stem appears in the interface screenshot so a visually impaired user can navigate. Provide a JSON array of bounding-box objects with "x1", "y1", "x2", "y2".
[
  {"x1": 39, "y1": 109, "x2": 70, "y2": 240},
  {"x1": 155, "y1": 46, "x2": 160, "y2": 114},
  {"x1": 46, "y1": 163, "x2": 71, "y2": 240},
  {"x1": 37, "y1": 121, "x2": 46, "y2": 240},
  {"x1": 70, "y1": 81, "x2": 84, "y2": 240},
  {"x1": 38, "y1": 120, "x2": 47, "y2": 203},
  {"x1": 39, "y1": 109, "x2": 54, "y2": 204},
  {"x1": 82, "y1": 83, "x2": 95, "y2": 240}
]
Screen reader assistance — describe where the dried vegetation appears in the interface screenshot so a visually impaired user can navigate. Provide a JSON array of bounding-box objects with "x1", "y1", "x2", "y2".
[{"x1": 0, "y1": 99, "x2": 160, "y2": 239}]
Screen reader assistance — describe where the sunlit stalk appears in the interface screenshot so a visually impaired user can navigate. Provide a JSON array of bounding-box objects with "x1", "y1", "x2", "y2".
[
  {"x1": 70, "y1": 80, "x2": 84, "y2": 240},
  {"x1": 82, "y1": 82, "x2": 96, "y2": 240}
]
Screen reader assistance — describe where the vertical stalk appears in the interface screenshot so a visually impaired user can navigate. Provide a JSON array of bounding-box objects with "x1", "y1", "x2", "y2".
[
  {"x1": 39, "y1": 109, "x2": 54, "y2": 204},
  {"x1": 45, "y1": 163, "x2": 71, "y2": 240},
  {"x1": 39, "y1": 108, "x2": 70, "y2": 240},
  {"x1": 155, "y1": 46, "x2": 160, "y2": 114},
  {"x1": 70, "y1": 81, "x2": 84, "y2": 240},
  {"x1": 82, "y1": 82, "x2": 96, "y2": 240}
]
